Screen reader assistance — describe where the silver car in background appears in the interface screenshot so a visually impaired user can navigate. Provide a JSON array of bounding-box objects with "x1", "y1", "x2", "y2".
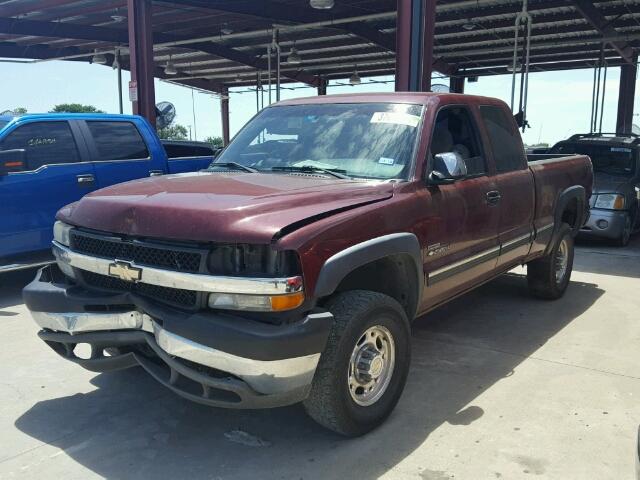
[{"x1": 549, "y1": 133, "x2": 640, "y2": 246}]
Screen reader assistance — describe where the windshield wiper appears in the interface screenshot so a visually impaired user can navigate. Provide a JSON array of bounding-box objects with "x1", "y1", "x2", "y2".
[
  {"x1": 208, "y1": 162, "x2": 258, "y2": 173},
  {"x1": 271, "y1": 165, "x2": 350, "y2": 179}
]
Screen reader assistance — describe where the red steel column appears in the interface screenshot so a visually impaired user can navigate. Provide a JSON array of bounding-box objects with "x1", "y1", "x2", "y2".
[
  {"x1": 395, "y1": 0, "x2": 437, "y2": 92},
  {"x1": 317, "y1": 77, "x2": 328, "y2": 95},
  {"x1": 221, "y1": 87, "x2": 230, "y2": 146},
  {"x1": 127, "y1": 0, "x2": 156, "y2": 126},
  {"x1": 450, "y1": 76, "x2": 465, "y2": 94},
  {"x1": 616, "y1": 54, "x2": 638, "y2": 134},
  {"x1": 395, "y1": 0, "x2": 412, "y2": 91},
  {"x1": 421, "y1": 0, "x2": 436, "y2": 92}
]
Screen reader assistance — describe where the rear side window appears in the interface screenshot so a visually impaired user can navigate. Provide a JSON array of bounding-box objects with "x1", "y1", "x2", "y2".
[
  {"x1": 86, "y1": 121, "x2": 149, "y2": 161},
  {"x1": 480, "y1": 106, "x2": 525, "y2": 172},
  {"x1": 163, "y1": 143, "x2": 214, "y2": 158},
  {"x1": 0, "y1": 121, "x2": 79, "y2": 170}
]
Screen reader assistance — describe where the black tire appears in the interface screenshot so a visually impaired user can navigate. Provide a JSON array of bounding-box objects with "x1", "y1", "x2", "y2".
[
  {"x1": 615, "y1": 214, "x2": 632, "y2": 247},
  {"x1": 303, "y1": 290, "x2": 411, "y2": 437},
  {"x1": 527, "y1": 223, "x2": 574, "y2": 300}
]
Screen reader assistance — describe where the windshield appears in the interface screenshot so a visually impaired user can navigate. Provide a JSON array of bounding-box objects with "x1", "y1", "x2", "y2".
[
  {"x1": 550, "y1": 142, "x2": 636, "y2": 176},
  {"x1": 214, "y1": 103, "x2": 423, "y2": 180},
  {"x1": 0, "y1": 120, "x2": 9, "y2": 131}
]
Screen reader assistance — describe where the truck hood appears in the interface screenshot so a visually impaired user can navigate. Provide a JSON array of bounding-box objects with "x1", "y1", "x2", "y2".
[
  {"x1": 592, "y1": 173, "x2": 633, "y2": 195},
  {"x1": 58, "y1": 172, "x2": 394, "y2": 244}
]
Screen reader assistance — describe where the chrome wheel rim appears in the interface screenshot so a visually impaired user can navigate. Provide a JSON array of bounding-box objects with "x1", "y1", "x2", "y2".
[
  {"x1": 348, "y1": 325, "x2": 395, "y2": 407},
  {"x1": 555, "y1": 237, "x2": 569, "y2": 283}
]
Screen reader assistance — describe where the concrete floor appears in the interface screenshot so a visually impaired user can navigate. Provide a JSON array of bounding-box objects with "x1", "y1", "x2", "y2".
[{"x1": 0, "y1": 236, "x2": 638, "y2": 480}]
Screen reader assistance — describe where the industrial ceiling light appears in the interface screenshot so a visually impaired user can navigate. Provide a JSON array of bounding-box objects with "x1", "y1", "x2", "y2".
[
  {"x1": 287, "y1": 43, "x2": 302, "y2": 64},
  {"x1": 310, "y1": 0, "x2": 335, "y2": 9},
  {"x1": 164, "y1": 55, "x2": 178, "y2": 75},
  {"x1": 462, "y1": 20, "x2": 477, "y2": 31},
  {"x1": 220, "y1": 23, "x2": 233, "y2": 35},
  {"x1": 111, "y1": 8, "x2": 126, "y2": 23},
  {"x1": 349, "y1": 67, "x2": 361, "y2": 85},
  {"x1": 91, "y1": 49, "x2": 107, "y2": 65}
]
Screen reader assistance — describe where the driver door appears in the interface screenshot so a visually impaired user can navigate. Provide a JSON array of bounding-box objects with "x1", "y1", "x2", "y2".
[
  {"x1": 0, "y1": 120, "x2": 96, "y2": 259},
  {"x1": 418, "y1": 106, "x2": 501, "y2": 310}
]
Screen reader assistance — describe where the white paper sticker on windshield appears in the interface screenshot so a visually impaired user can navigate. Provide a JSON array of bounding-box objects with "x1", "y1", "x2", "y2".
[
  {"x1": 378, "y1": 157, "x2": 395, "y2": 165},
  {"x1": 370, "y1": 111, "x2": 420, "y2": 128}
]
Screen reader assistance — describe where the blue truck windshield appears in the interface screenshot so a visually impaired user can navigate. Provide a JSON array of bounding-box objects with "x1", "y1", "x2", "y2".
[{"x1": 214, "y1": 103, "x2": 423, "y2": 180}]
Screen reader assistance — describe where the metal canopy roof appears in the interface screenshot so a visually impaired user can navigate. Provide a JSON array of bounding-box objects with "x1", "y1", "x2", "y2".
[{"x1": 0, "y1": 0, "x2": 638, "y2": 93}]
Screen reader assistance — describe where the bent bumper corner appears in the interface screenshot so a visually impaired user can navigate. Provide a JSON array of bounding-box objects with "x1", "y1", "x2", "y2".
[{"x1": 26, "y1": 265, "x2": 333, "y2": 409}]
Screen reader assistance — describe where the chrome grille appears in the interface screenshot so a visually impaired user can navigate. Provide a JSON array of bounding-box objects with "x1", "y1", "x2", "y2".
[
  {"x1": 81, "y1": 271, "x2": 199, "y2": 309},
  {"x1": 70, "y1": 230, "x2": 204, "y2": 273}
]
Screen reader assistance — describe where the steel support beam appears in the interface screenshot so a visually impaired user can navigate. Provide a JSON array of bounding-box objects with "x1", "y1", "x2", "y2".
[
  {"x1": 164, "y1": 0, "x2": 455, "y2": 76},
  {"x1": 616, "y1": 54, "x2": 638, "y2": 134},
  {"x1": 221, "y1": 87, "x2": 230, "y2": 146},
  {"x1": 450, "y1": 76, "x2": 465, "y2": 93},
  {"x1": 570, "y1": 0, "x2": 635, "y2": 64},
  {"x1": 396, "y1": 0, "x2": 437, "y2": 92},
  {"x1": 127, "y1": 0, "x2": 156, "y2": 126},
  {"x1": 0, "y1": 16, "x2": 318, "y2": 86}
]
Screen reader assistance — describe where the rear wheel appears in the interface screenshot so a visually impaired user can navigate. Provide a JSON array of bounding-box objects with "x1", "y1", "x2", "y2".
[
  {"x1": 527, "y1": 223, "x2": 574, "y2": 300},
  {"x1": 615, "y1": 214, "x2": 632, "y2": 247},
  {"x1": 303, "y1": 290, "x2": 411, "y2": 437}
]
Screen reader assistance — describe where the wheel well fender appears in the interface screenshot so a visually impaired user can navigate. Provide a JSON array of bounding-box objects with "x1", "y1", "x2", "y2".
[
  {"x1": 554, "y1": 185, "x2": 587, "y2": 236},
  {"x1": 313, "y1": 233, "x2": 423, "y2": 317}
]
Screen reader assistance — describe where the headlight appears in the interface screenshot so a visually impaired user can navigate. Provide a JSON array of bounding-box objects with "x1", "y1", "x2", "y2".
[
  {"x1": 594, "y1": 194, "x2": 625, "y2": 210},
  {"x1": 207, "y1": 244, "x2": 301, "y2": 276},
  {"x1": 208, "y1": 291, "x2": 305, "y2": 312},
  {"x1": 53, "y1": 221, "x2": 73, "y2": 246}
]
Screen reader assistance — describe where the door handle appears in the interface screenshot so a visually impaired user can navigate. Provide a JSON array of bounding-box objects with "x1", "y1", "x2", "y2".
[
  {"x1": 486, "y1": 190, "x2": 502, "y2": 205},
  {"x1": 149, "y1": 170, "x2": 164, "y2": 177},
  {"x1": 76, "y1": 174, "x2": 95, "y2": 186}
]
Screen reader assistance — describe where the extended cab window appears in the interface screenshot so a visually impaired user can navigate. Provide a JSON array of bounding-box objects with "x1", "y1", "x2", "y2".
[
  {"x1": 86, "y1": 121, "x2": 149, "y2": 161},
  {"x1": 163, "y1": 143, "x2": 214, "y2": 158},
  {"x1": 215, "y1": 103, "x2": 423, "y2": 180},
  {"x1": 0, "y1": 121, "x2": 79, "y2": 171},
  {"x1": 430, "y1": 106, "x2": 486, "y2": 176},
  {"x1": 480, "y1": 105, "x2": 525, "y2": 172}
]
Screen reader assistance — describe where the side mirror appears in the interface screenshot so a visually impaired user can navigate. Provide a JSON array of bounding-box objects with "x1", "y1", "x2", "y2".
[
  {"x1": 428, "y1": 152, "x2": 467, "y2": 185},
  {"x1": 0, "y1": 149, "x2": 26, "y2": 176}
]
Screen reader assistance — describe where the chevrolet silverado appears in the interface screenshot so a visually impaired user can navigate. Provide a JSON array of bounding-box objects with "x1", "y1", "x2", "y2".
[{"x1": 24, "y1": 93, "x2": 592, "y2": 436}]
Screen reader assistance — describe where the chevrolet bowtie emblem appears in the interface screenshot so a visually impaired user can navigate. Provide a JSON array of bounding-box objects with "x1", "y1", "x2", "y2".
[{"x1": 108, "y1": 261, "x2": 142, "y2": 283}]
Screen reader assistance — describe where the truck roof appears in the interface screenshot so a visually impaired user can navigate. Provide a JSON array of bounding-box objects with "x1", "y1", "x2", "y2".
[
  {"x1": 5, "y1": 113, "x2": 141, "y2": 121},
  {"x1": 275, "y1": 92, "x2": 505, "y2": 107}
]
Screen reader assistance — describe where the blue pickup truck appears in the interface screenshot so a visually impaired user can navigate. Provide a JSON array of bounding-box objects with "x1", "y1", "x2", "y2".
[{"x1": 0, "y1": 114, "x2": 215, "y2": 272}]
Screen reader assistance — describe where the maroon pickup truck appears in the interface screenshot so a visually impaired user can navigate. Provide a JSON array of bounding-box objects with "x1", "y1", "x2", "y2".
[{"x1": 24, "y1": 93, "x2": 592, "y2": 436}]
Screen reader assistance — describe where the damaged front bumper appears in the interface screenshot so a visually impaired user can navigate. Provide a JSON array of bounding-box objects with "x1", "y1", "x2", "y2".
[{"x1": 24, "y1": 265, "x2": 333, "y2": 409}]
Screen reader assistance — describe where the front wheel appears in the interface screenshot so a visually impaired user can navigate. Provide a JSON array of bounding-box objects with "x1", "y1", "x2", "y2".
[
  {"x1": 527, "y1": 223, "x2": 574, "y2": 300},
  {"x1": 303, "y1": 290, "x2": 411, "y2": 437}
]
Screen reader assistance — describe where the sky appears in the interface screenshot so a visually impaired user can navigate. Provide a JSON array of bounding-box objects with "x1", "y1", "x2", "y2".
[{"x1": 0, "y1": 58, "x2": 638, "y2": 146}]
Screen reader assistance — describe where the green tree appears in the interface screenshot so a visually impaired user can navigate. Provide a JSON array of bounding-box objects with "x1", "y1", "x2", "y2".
[
  {"x1": 157, "y1": 124, "x2": 189, "y2": 140},
  {"x1": 49, "y1": 103, "x2": 105, "y2": 113},
  {"x1": 204, "y1": 136, "x2": 224, "y2": 148},
  {"x1": 13, "y1": 107, "x2": 27, "y2": 114}
]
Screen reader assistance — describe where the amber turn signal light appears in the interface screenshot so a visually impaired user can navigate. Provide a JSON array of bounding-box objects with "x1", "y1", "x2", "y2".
[{"x1": 270, "y1": 291, "x2": 305, "y2": 311}]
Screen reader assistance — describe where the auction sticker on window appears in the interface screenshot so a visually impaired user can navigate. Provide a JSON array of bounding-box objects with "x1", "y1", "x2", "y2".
[{"x1": 370, "y1": 111, "x2": 420, "y2": 128}]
